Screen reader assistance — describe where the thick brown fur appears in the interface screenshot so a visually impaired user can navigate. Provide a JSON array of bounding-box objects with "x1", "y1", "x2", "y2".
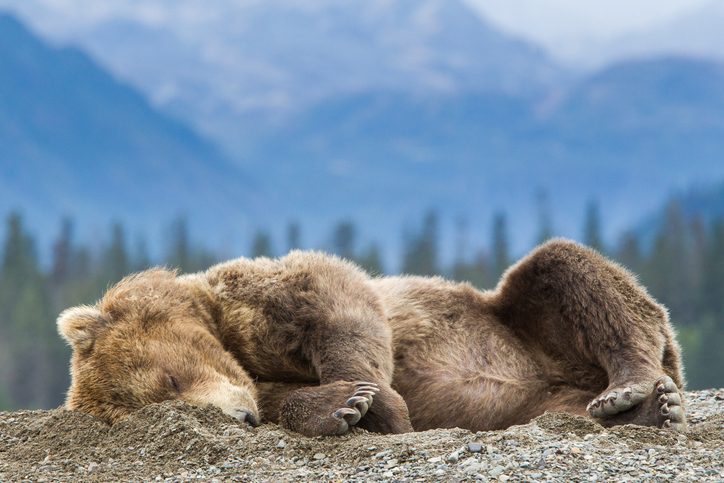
[
  {"x1": 375, "y1": 239, "x2": 686, "y2": 431},
  {"x1": 58, "y1": 240, "x2": 686, "y2": 436},
  {"x1": 58, "y1": 251, "x2": 413, "y2": 436}
]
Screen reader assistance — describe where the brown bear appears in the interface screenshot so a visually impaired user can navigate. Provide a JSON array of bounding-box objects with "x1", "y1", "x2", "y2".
[{"x1": 57, "y1": 239, "x2": 686, "y2": 437}]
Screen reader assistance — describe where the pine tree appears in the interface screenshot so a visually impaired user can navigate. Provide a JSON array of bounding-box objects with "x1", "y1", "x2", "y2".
[
  {"x1": 332, "y1": 220, "x2": 356, "y2": 261},
  {"x1": 492, "y1": 211, "x2": 509, "y2": 281},
  {"x1": 701, "y1": 220, "x2": 724, "y2": 319},
  {"x1": 287, "y1": 221, "x2": 301, "y2": 252},
  {"x1": 251, "y1": 231, "x2": 274, "y2": 258},
  {"x1": 402, "y1": 210, "x2": 439, "y2": 276},
  {"x1": 0, "y1": 213, "x2": 64, "y2": 409},
  {"x1": 133, "y1": 235, "x2": 152, "y2": 272},
  {"x1": 50, "y1": 218, "x2": 73, "y2": 286},
  {"x1": 616, "y1": 230, "x2": 642, "y2": 275},
  {"x1": 168, "y1": 216, "x2": 192, "y2": 272},
  {"x1": 103, "y1": 222, "x2": 129, "y2": 285},
  {"x1": 536, "y1": 189, "x2": 554, "y2": 245},
  {"x1": 357, "y1": 243, "x2": 385, "y2": 276},
  {"x1": 583, "y1": 200, "x2": 604, "y2": 252}
]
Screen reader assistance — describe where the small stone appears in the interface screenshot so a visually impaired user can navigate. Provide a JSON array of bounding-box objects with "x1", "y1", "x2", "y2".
[
  {"x1": 276, "y1": 440, "x2": 286, "y2": 449},
  {"x1": 460, "y1": 456, "x2": 477, "y2": 466},
  {"x1": 382, "y1": 470, "x2": 394, "y2": 478},
  {"x1": 313, "y1": 453, "x2": 325, "y2": 460},
  {"x1": 542, "y1": 449, "x2": 553, "y2": 457},
  {"x1": 356, "y1": 466, "x2": 370, "y2": 473},
  {"x1": 531, "y1": 472, "x2": 543, "y2": 479},
  {"x1": 434, "y1": 469, "x2": 445, "y2": 476},
  {"x1": 571, "y1": 447, "x2": 581, "y2": 454},
  {"x1": 489, "y1": 465, "x2": 505, "y2": 477},
  {"x1": 486, "y1": 445, "x2": 496, "y2": 454},
  {"x1": 468, "y1": 443, "x2": 483, "y2": 453},
  {"x1": 448, "y1": 451, "x2": 459, "y2": 462},
  {"x1": 536, "y1": 457, "x2": 546, "y2": 468},
  {"x1": 427, "y1": 456, "x2": 442, "y2": 463},
  {"x1": 464, "y1": 463, "x2": 486, "y2": 474},
  {"x1": 87, "y1": 462, "x2": 100, "y2": 473},
  {"x1": 499, "y1": 475, "x2": 510, "y2": 482}
]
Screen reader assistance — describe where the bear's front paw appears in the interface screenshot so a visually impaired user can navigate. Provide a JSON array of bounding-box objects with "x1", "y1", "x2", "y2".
[
  {"x1": 332, "y1": 382, "x2": 379, "y2": 434},
  {"x1": 279, "y1": 381, "x2": 381, "y2": 437}
]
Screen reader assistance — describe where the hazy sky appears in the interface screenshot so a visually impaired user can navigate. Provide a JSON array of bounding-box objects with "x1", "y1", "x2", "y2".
[{"x1": 464, "y1": 0, "x2": 713, "y2": 44}]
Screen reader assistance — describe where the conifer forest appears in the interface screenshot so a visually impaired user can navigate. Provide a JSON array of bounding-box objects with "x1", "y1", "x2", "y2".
[{"x1": 1, "y1": 201, "x2": 723, "y2": 412}]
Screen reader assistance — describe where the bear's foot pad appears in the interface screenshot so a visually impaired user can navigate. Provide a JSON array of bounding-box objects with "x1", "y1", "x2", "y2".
[{"x1": 589, "y1": 376, "x2": 686, "y2": 431}]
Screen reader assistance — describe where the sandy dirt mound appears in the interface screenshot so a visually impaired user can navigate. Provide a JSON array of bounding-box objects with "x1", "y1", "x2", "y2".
[{"x1": 1, "y1": 390, "x2": 723, "y2": 482}]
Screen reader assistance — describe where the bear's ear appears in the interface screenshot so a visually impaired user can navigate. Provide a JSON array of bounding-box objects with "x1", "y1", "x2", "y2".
[{"x1": 57, "y1": 306, "x2": 107, "y2": 353}]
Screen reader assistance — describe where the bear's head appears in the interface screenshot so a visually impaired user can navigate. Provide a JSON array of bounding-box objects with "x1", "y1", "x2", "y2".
[{"x1": 57, "y1": 269, "x2": 259, "y2": 425}]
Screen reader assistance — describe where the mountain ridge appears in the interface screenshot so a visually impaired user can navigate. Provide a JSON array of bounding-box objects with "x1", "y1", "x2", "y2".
[{"x1": 0, "y1": 13, "x2": 262, "y2": 258}]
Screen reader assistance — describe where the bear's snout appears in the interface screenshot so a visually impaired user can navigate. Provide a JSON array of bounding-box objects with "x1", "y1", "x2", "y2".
[{"x1": 233, "y1": 408, "x2": 260, "y2": 427}]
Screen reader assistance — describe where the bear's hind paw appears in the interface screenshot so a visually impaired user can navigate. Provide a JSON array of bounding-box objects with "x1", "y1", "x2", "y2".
[{"x1": 591, "y1": 375, "x2": 687, "y2": 431}]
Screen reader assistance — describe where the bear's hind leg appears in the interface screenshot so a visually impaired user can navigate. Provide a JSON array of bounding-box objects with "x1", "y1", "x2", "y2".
[{"x1": 494, "y1": 240, "x2": 686, "y2": 431}]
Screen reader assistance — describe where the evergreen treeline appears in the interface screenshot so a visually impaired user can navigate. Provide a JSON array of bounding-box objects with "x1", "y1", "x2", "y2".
[{"x1": 1, "y1": 202, "x2": 723, "y2": 411}]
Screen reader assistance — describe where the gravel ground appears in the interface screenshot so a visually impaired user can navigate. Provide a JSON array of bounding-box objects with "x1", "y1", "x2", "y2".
[{"x1": 0, "y1": 389, "x2": 722, "y2": 482}]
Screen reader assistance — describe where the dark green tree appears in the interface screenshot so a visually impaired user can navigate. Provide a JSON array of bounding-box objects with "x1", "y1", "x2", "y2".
[
  {"x1": 50, "y1": 217, "x2": 73, "y2": 286},
  {"x1": 133, "y1": 235, "x2": 152, "y2": 272},
  {"x1": 168, "y1": 216, "x2": 192, "y2": 272},
  {"x1": 402, "y1": 210, "x2": 439, "y2": 276},
  {"x1": 642, "y1": 201, "x2": 697, "y2": 326},
  {"x1": 701, "y1": 220, "x2": 724, "y2": 319},
  {"x1": 102, "y1": 222, "x2": 129, "y2": 285},
  {"x1": 357, "y1": 243, "x2": 385, "y2": 276},
  {"x1": 536, "y1": 189, "x2": 554, "y2": 245},
  {"x1": 251, "y1": 230, "x2": 274, "y2": 258},
  {"x1": 583, "y1": 200, "x2": 605, "y2": 252},
  {"x1": 332, "y1": 220, "x2": 356, "y2": 260},
  {"x1": 616, "y1": 230, "x2": 642, "y2": 275},
  {"x1": 0, "y1": 213, "x2": 65, "y2": 410},
  {"x1": 492, "y1": 211, "x2": 509, "y2": 281},
  {"x1": 287, "y1": 221, "x2": 301, "y2": 252}
]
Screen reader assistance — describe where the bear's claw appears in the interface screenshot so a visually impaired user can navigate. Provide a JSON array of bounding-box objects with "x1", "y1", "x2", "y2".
[
  {"x1": 587, "y1": 384, "x2": 647, "y2": 418},
  {"x1": 330, "y1": 383, "x2": 380, "y2": 434}
]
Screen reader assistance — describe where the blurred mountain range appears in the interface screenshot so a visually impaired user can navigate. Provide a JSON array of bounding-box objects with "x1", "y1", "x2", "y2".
[
  {"x1": 564, "y1": 2, "x2": 724, "y2": 69},
  {"x1": 0, "y1": 14, "x2": 262, "y2": 257},
  {"x1": 1, "y1": 1, "x2": 724, "y2": 263}
]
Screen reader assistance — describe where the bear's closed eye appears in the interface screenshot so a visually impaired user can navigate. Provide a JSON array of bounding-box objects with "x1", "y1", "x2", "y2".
[{"x1": 167, "y1": 375, "x2": 181, "y2": 392}]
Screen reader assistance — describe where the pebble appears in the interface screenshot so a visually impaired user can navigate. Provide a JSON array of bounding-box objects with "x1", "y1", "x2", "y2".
[
  {"x1": 1, "y1": 390, "x2": 722, "y2": 482},
  {"x1": 464, "y1": 463, "x2": 486, "y2": 474},
  {"x1": 468, "y1": 442, "x2": 483, "y2": 453}
]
